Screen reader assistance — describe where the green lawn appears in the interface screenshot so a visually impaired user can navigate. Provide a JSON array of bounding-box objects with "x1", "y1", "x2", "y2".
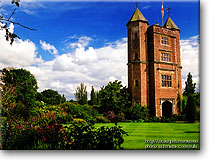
[{"x1": 95, "y1": 122, "x2": 200, "y2": 150}]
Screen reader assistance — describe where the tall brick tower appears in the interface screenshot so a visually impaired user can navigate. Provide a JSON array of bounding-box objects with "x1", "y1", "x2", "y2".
[
  {"x1": 127, "y1": 8, "x2": 182, "y2": 118},
  {"x1": 127, "y1": 8, "x2": 149, "y2": 106}
]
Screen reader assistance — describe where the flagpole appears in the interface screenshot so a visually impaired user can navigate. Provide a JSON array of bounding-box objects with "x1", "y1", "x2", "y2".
[{"x1": 161, "y1": 0, "x2": 164, "y2": 26}]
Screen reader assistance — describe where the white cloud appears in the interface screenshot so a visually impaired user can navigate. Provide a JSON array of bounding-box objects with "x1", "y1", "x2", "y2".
[
  {"x1": 0, "y1": 25, "x2": 199, "y2": 99},
  {"x1": 30, "y1": 35, "x2": 199, "y2": 99},
  {"x1": 0, "y1": 23, "x2": 43, "y2": 68},
  {"x1": 181, "y1": 35, "x2": 200, "y2": 91},
  {"x1": 26, "y1": 36, "x2": 127, "y2": 99},
  {"x1": 66, "y1": 35, "x2": 93, "y2": 49},
  {"x1": 40, "y1": 40, "x2": 58, "y2": 55}
]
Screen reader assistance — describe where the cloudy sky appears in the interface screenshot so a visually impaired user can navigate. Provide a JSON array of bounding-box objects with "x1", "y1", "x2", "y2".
[{"x1": 0, "y1": 0, "x2": 200, "y2": 100}]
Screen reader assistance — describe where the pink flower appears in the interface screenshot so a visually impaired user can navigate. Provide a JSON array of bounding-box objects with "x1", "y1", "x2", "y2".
[{"x1": 42, "y1": 136, "x2": 46, "y2": 141}]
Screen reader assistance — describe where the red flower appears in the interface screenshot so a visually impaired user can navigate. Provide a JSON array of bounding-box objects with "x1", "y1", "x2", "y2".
[{"x1": 42, "y1": 136, "x2": 46, "y2": 141}]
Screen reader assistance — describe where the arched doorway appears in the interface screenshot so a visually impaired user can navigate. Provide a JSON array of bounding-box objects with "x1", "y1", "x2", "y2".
[{"x1": 162, "y1": 100, "x2": 172, "y2": 118}]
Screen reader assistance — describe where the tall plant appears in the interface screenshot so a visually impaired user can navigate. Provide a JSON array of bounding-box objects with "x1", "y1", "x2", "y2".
[{"x1": 75, "y1": 83, "x2": 88, "y2": 105}]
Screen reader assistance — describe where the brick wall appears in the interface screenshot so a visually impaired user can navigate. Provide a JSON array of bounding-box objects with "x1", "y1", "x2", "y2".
[{"x1": 127, "y1": 22, "x2": 182, "y2": 117}]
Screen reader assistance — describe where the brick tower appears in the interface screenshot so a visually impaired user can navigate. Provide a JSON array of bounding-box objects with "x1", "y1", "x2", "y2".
[
  {"x1": 127, "y1": 8, "x2": 149, "y2": 106},
  {"x1": 127, "y1": 8, "x2": 182, "y2": 117}
]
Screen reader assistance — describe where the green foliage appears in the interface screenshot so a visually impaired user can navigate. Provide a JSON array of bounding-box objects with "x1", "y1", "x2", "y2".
[
  {"x1": 186, "y1": 95, "x2": 197, "y2": 123},
  {"x1": 66, "y1": 123, "x2": 128, "y2": 150},
  {"x1": 96, "y1": 116, "x2": 110, "y2": 123},
  {"x1": 59, "y1": 102, "x2": 98, "y2": 123},
  {"x1": 1, "y1": 113, "x2": 128, "y2": 150},
  {"x1": 2, "y1": 68, "x2": 38, "y2": 107},
  {"x1": 14, "y1": 101, "x2": 29, "y2": 119},
  {"x1": 116, "y1": 112, "x2": 125, "y2": 122},
  {"x1": 177, "y1": 92, "x2": 183, "y2": 114},
  {"x1": 182, "y1": 95, "x2": 188, "y2": 114},
  {"x1": 183, "y1": 72, "x2": 196, "y2": 97},
  {"x1": 1, "y1": 85, "x2": 17, "y2": 118},
  {"x1": 75, "y1": 83, "x2": 88, "y2": 105},
  {"x1": 194, "y1": 92, "x2": 200, "y2": 108},
  {"x1": 104, "y1": 111, "x2": 125, "y2": 123},
  {"x1": 90, "y1": 86, "x2": 97, "y2": 105},
  {"x1": 126, "y1": 104, "x2": 149, "y2": 121},
  {"x1": 99, "y1": 80, "x2": 131, "y2": 114},
  {"x1": 72, "y1": 118, "x2": 87, "y2": 124},
  {"x1": 37, "y1": 89, "x2": 66, "y2": 105}
]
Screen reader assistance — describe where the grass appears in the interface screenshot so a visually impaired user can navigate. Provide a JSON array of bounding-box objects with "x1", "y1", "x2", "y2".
[{"x1": 95, "y1": 122, "x2": 200, "y2": 150}]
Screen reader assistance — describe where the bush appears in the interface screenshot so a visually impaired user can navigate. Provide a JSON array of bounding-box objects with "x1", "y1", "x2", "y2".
[
  {"x1": 14, "y1": 101, "x2": 29, "y2": 119},
  {"x1": 104, "y1": 111, "x2": 116, "y2": 123},
  {"x1": 1, "y1": 117, "x2": 128, "y2": 150},
  {"x1": 60, "y1": 102, "x2": 98, "y2": 123},
  {"x1": 96, "y1": 116, "x2": 110, "y2": 123},
  {"x1": 126, "y1": 104, "x2": 149, "y2": 121},
  {"x1": 72, "y1": 118, "x2": 87, "y2": 124},
  {"x1": 186, "y1": 95, "x2": 196, "y2": 123},
  {"x1": 146, "y1": 117, "x2": 161, "y2": 122},
  {"x1": 65, "y1": 123, "x2": 128, "y2": 150},
  {"x1": 116, "y1": 112, "x2": 125, "y2": 122}
]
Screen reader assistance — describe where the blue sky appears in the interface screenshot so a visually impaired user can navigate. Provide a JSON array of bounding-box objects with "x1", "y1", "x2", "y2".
[{"x1": 0, "y1": 0, "x2": 200, "y2": 99}]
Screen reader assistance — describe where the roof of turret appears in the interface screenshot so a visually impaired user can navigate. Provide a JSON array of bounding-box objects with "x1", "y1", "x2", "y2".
[
  {"x1": 163, "y1": 17, "x2": 179, "y2": 30},
  {"x1": 127, "y1": 8, "x2": 148, "y2": 25}
]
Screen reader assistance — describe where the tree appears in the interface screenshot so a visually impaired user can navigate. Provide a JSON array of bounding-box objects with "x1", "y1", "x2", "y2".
[
  {"x1": 90, "y1": 86, "x2": 97, "y2": 105},
  {"x1": 183, "y1": 72, "x2": 196, "y2": 97},
  {"x1": 2, "y1": 68, "x2": 38, "y2": 107},
  {"x1": 0, "y1": 0, "x2": 36, "y2": 44},
  {"x1": 75, "y1": 83, "x2": 88, "y2": 105},
  {"x1": 37, "y1": 89, "x2": 66, "y2": 105},
  {"x1": 177, "y1": 92, "x2": 183, "y2": 114},
  {"x1": 186, "y1": 95, "x2": 196, "y2": 123},
  {"x1": 99, "y1": 80, "x2": 131, "y2": 114}
]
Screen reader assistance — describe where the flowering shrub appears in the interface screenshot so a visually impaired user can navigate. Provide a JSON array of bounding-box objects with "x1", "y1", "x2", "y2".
[
  {"x1": 1, "y1": 85, "x2": 17, "y2": 118},
  {"x1": 104, "y1": 111, "x2": 116, "y2": 122},
  {"x1": 1, "y1": 84, "x2": 127, "y2": 150},
  {"x1": 1, "y1": 116, "x2": 128, "y2": 149}
]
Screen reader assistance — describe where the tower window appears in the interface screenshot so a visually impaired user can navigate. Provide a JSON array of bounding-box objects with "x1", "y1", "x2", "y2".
[
  {"x1": 161, "y1": 75, "x2": 172, "y2": 87},
  {"x1": 161, "y1": 36, "x2": 169, "y2": 45},
  {"x1": 135, "y1": 53, "x2": 139, "y2": 60},
  {"x1": 161, "y1": 52, "x2": 171, "y2": 62},
  {"x1": 134, "y1": 32, "x2": 138, "y2": 39},
  {"x1": 135, "y1": 80, "x2": 139, "y2": 87}
]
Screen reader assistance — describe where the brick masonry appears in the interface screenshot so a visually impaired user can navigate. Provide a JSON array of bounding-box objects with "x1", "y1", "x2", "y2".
[{"x1": 127, "y1": 17, "x2": 182, "y2": 117}]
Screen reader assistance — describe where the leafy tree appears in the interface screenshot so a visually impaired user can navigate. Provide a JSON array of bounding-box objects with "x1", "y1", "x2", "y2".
[
  {"x1": 186, "y1": 95, "x2": 196, "y2": 123},
  {"x1": 37, "y1": 89, "x2": 66, "y2": 105},
  {"x1": 183, "y1": 72, "x2": 196, "y2": 97},
  {"x1": 194, "y1": 92, "x2": 200, "y2": 108},
  {"x1": 2, "y1": 68, "x2": 38, "y2": 107},
  {"x1": 90, "y1": 86, "x2": 97, "y2": 105},
  {"x1": 177, "y1": 92, "x2": 183, "y2": 114},
  {"x1": 96, "y1": 91, "x2": 100, "y2": 105},
  {"x1": 181, "y1": 95, "x2": 188, "y2": 116},
  {"x1": 75, "y1": 83, "x2": 88, "y2": 105},
  {"x1": 0, "y1": 0, "x2": 36, "y2": 44},
  {"x1": 99, "y1": 80, "x2": 131, "y2": 114}
]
